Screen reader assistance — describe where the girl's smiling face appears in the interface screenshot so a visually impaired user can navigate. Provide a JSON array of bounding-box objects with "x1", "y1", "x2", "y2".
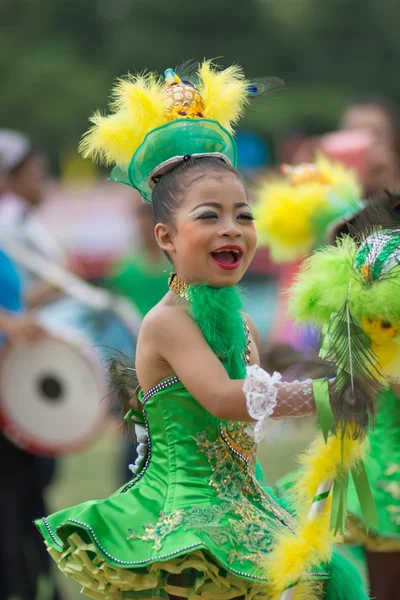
[{"x1": 155, "y1": 170, "x2": 257, "y2": 286}]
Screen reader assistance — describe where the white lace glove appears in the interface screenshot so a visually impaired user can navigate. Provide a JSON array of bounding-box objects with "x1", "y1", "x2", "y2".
[
  {"x1": 128, "y1": 424, "x2": 149, "y2": 475},
  {"x1": 244, "y1": 364, "x2": 315, "y2": 442}
]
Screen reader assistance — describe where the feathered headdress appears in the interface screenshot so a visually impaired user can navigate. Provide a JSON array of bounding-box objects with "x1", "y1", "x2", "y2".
[
  {"x1": 79, "y1": 60, "x2": 282, "y2": 201},
  {"x1": 254, "y1": 155, "x2": 362, "y2": 263}
]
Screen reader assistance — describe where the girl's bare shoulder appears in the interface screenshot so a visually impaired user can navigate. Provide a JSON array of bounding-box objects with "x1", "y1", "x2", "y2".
[
  {"x1": 135, "y1": 296, "x2": 199, "y2": 390},
  {"x1": 139, "y1": 295, "x2": 192, "y2": 342}
]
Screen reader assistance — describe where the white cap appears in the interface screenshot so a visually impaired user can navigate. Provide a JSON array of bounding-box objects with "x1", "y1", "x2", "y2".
[{"x1": 0, "y1": 130, "x2": 31, "y2": 174}]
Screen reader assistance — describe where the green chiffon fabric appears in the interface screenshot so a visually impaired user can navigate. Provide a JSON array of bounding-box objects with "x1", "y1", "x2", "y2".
[
  {"x1": 346, "y1": 386, "x2": 400, "y2": 551},
  {"x1": 36, "y1": 375, "x2": 328, "y2": 599}
]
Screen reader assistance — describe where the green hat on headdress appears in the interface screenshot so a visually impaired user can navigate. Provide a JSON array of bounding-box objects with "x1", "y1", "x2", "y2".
[
  {"x1": 110, "y1": 118, "x2": 237, "y2": 202},
  {"x1": 79, "y1": 60, "x2": 282, "y2": 202}
]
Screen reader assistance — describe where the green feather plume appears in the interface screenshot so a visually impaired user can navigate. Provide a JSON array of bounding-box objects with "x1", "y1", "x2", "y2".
[
  {"x1": 289, "y1": 235, "x2": 400, "y2": 328},
  {"x1": 325, "y1": 550, "x2": 369, "y2": 600},
  {"x1": 288, "y1": 237, "x2": 355, "y2": 327}
]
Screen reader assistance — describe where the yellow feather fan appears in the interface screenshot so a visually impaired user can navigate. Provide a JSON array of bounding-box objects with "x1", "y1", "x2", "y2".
[{"x1": 254, "y1": 154, "x2": 361, "y2": 263}]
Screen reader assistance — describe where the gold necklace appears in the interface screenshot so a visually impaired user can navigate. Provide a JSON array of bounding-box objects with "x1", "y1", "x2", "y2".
[{"x1": 168, "y1": 273, "x2": 189, "y2": 297}]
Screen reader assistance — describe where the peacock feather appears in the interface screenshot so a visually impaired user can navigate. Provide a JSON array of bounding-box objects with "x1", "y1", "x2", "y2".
[{"x1": 320, "y1": 288, "x2": 381, "y2": 438}]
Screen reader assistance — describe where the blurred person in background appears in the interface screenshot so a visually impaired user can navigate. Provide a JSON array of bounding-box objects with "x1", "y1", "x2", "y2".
[
  {"x1": 105, "y1": 195, "x2": 169, "y2": 480},
  {"x1": 0, "y1": 130, "x2": 66, "y2": 307},
  {"x1": 0, "y1": 132, "x2": 63, "y2": 600},
  {"x1": 0, "y1": 249, "x2": 62, "y2": 600},
  {"x1": 106, "y1": 195, "x2": 169, "y2": 317},
  {"x1": 339, "y1": 95, "x2": 400, "y2": 195},
  {"x1": 272, "y1": 196, "x2": 400, "y2": 600},
  {"x1": 290, "y1": 100, "x2": 400, "y2": 198}
]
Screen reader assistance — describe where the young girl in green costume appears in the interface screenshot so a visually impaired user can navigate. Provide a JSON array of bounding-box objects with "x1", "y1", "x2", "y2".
[
  {"x1": 326, "y1": 205, "x2": 400, "y2": 600},
  {"x1": 35, "y1": 62, "x2": 368, "y2": 600}
]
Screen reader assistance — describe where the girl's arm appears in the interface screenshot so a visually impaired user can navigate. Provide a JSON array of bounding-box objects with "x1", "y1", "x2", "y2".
[{"x1": 143, "y1": 306, "x2": 317, "y2": 430}]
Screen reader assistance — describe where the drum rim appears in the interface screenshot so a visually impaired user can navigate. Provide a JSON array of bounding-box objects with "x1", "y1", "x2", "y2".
[{"x1": 0, "y1": 332, "x2": 108, "y2": 456}]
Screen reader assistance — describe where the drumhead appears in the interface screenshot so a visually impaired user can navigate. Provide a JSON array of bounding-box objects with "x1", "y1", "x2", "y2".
[{"x1": 0, "y1": 335, "x2": 107, "y2": 455}]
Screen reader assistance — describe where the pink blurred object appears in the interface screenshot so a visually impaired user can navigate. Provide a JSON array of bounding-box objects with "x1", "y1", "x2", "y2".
[
  {"x1": 248, "y1": 247, "x2": 279, "y2": 276},
  {"x1": 269, "y1": 260, "x2": 305, "y2": 348},
  {"x1": 39, "y1": 181, "x2": 138, "y2": 278},
  {"x1": 319, "y1": 129, "x2": 373, "y2": 182}
]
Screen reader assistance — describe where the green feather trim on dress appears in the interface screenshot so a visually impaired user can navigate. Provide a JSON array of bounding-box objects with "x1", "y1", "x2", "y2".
[{"x1": 184, "y1": 284, "x2": 247, "y2": 379}]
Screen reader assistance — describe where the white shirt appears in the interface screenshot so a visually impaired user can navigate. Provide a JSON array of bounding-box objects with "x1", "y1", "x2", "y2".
[{"x1": 0, "y1": 192, "x2": 65, "y2": 264}]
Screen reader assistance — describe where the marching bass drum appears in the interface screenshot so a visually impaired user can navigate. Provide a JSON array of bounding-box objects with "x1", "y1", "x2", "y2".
[{"x1": 0, "y1": 296, "x2": 139, "y2": 456}]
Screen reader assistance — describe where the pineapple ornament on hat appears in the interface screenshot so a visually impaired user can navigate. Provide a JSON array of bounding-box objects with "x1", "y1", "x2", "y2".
[{"x1": 79, "y1": 60, "x2": 283, "y2": 201}]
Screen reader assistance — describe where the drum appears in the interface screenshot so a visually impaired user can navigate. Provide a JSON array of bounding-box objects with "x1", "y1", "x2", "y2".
[{"x1": 0, "y1": 297, "x2": 139, "y2": 456}]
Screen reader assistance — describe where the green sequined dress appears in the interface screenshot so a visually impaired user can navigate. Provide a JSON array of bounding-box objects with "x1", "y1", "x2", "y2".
[{"x1": 35, "y1": 368, "x2": 331, "y2": 599}]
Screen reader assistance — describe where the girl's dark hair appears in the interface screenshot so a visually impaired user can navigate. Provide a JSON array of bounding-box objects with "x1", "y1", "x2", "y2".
[{"x1": 151, "y1": 156, "x2": 244, "y2": 226}]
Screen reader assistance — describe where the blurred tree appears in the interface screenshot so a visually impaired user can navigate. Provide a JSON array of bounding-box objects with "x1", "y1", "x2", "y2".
[{"x1": 1, "y1": 0, "x2": 399, "y2": 165}]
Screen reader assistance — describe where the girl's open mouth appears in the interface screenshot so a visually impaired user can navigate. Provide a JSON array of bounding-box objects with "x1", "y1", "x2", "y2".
[{"x1": 210, "y1": 246, "x2": 243, "y2": 270}]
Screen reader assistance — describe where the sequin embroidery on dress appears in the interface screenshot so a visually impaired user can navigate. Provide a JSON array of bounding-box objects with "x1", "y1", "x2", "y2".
[{"x1": 128, "y1": 422, "x2": 295, "y2": 566}]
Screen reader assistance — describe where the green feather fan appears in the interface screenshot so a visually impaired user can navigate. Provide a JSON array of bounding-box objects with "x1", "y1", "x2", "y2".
[
  {"x1": 288, "y1": 231, "x2": 400, "y2": 437},
  {"x1": 184, "y1": 284, "x2": 247, "y2": 379},
  {"x1": 289, "y1": 234, "x2": 400, "y2": 328}
]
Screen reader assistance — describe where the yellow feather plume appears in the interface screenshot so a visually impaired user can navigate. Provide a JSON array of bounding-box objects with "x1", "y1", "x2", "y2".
[
  {"x1": 254, "y1": 154, "x2": 361, "y2": 263},
  {"x1": 79, "y1": 110, "x2": 137, "y2": 168},
  {"x1": 110, "y1": 73, "x2": 168, "y2": 119},
  {"x1": 266, "y1": 502, "x2": 333, "y2": 597},
  {"x1": 198, "y1": 60, "x2": 250, "y2": 133},
  {"x1": 293, "y1": 432, "x2": 366, "y2": 511},
  {"x1": 254, "y1": 178, "x2": 329, "y2": 262},
  {"x1": 265, "y1": 431, "x2": 366, "y2": 596},
  {"x1": 79, "y1": 73, "x2": 168, "y2": 168}
]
